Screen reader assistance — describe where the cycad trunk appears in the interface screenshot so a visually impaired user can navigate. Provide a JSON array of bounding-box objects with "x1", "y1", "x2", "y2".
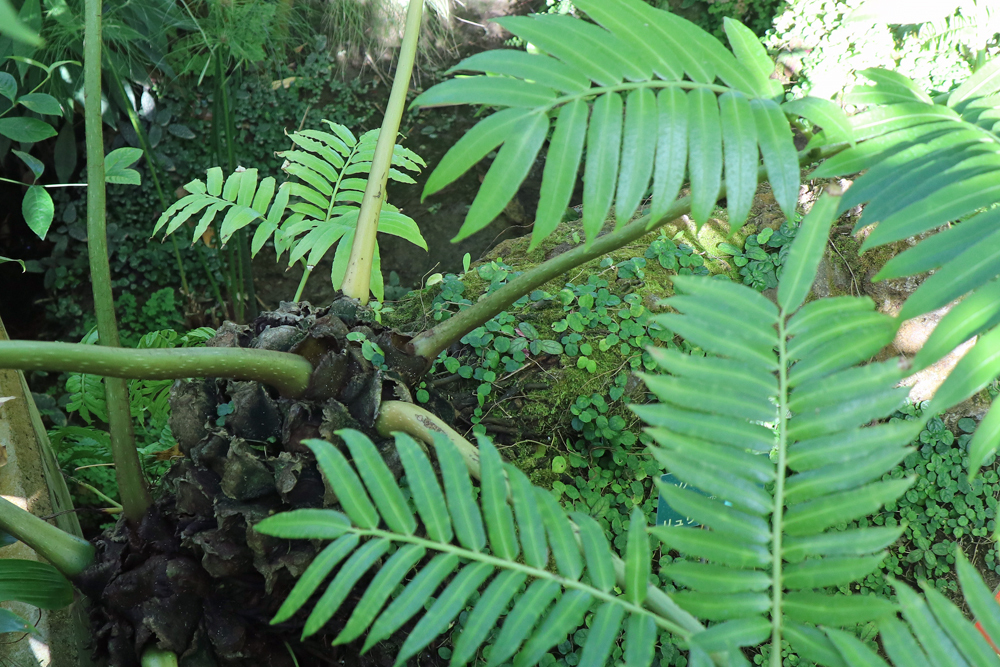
[{"x1": 75, "y1": 299, "x2": 445, "y2": 666}]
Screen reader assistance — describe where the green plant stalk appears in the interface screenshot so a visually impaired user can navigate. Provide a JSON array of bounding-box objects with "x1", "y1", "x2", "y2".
[
  {"x1": 340, "y1": 0, "x2": 423, "y2": 304},
  {"x1": 410, "y1": 144, "x2": 847, "y2": 362},
  {"x1": 0, "y1": 497, "x2": 94, "y2": 578},
  {"x1": 374, "y1": 400, "x2": 710, "y2": 643},
  {"x1": 0, "y1": 342, "x2": 314, "y2": 398},
  {"x1": 772, "y1": 313, "x2": 790, "y2": 667},
  {"x1": 84, "y1": 0, "x2": 153, "y2": 524},
  {"x1": 195, "y1": 243, "x2": 230, "y2": 318},
  {"x1": 293, "y1": 263, "x2": 312, "y2": 302},
  {"x1": 213, "y1": 50, "x2": 258, "y2": 320}
]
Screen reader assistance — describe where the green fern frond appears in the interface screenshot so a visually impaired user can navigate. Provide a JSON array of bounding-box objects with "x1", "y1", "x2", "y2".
[
  {"x1": 153, "y1": 120, "x2": 426, "y2": 302},
  {"x1": 255, "y1": 431, "x2": 707, "y2": 667},
  {"x1": 412, "y1": 0, "x2": 851, "y2": 249}
]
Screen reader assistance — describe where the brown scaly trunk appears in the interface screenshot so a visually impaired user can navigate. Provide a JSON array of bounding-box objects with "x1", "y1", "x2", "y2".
[{"x1": 74, "y1": 298, "x2": 445, "y2": 666}]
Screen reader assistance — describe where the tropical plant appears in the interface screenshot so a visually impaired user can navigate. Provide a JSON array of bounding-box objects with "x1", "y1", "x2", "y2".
[
  {"x1": 153, "y1": 122, "x2": 427, "y2": 302},
  {"x1": 5, "y1": 0, "x2": 1000, "y2": 664},
  {"x1": 253, "y1": 198, "x2": 1000, "y2": 667}
]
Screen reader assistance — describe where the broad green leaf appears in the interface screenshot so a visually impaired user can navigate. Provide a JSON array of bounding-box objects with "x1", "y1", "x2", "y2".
[
  {"x1": 478, "y1": 436, "x2": 517, "y2": 560},
  {"x1": 251, "y1": 176, "x2": 276, "y2": 214},
  {"x1": 634, "y1": 402, "x2": 774, "y2": 452},
  {"x1": 22, "y1": 184, "x2": 53, "y2": 239},
  {"x1": 782, "y1": 554, "x2": 887, "y2": 589},
  {"x1": 219, "y1": 205, "x2": 261, "y2": 246},
  {"x1": 574, "y1": 0, "x2": 683, "y2": 80},
  {"x1": 17, "y1": 92, "x2": 61, "y2": 115},
  {"x1": 625, "y1": 507, "x2": 650, "y2": 605},
  {"x1": 724, "y1": 17, "x2": 783, "y2": 98},
  {"x1": 513, "y1": 590, "x2": 593, "y2": 667},
  {"x1": 789, "y1": 359, "x2": 906, "y2": 415},
  {"x1": 652, "y1": 9, "x2": 756, "y2": 93},
  {"x1": 783, "y1": 526, "x2": 905, "y2": 561},
  {"x1": 894, "y1": 581, "x2": 970, "y2": 667},
  {"x1": 787, "y1": 320, "x2": 898, "y2": 386},
  {"x1": 12, "y1": 149, "x2": 43, "y2": 179},
  {"x1": 649, "y1": 526, "x2": 769, "y2": 568},
  {"x1": 454, "y1": 111, "x2": 548, "y2": 242},
  {"x1": 187, "y1": 201, "x2": 228, "y2": 243},
  {"x1": 661, "y1": 562, "x2": 770, "y2": 593},
  {"x1": 0, "y1": 608, "x2": 35, "y2": 634},
  {"x1": 786, "y1": 623, "x2": 849, "y2": 667},
  {"x1": 650, "y1": 87, "x2": 688, "y2": 226},
  {"x1": 950, "y1": 57, "x2": 1000, "y2": 108},
  {"x1": 862, "y1": 170, "x2": 1000, "y2": 254},
  {"x1": 0, "y1": 117, "x2": 56, "y2": 142},
  {"x1": 786, "y1": 296, "x2": 878, "y2": 338},
  {"x1": 394, "y1": 563, "x2": 495, "y2": 667},
  {"x1": 338, "y1": 429, "x2": 416, "y2": 536},
  {"x1": 672, "y1": 591, "x2": 769, "y2": 620},
  {"x1": 577, "y1": 602, "x2": 625, "y2": 667},
  {"x1": 653, "y1": 310, "x2": 777, "y2": 371},
  {"x1": 810, "y1": 120, "x2": 958, "y2": 178},
  {"x1": 252, "y1": 508, "x2": 351, "y2": 539},
  {"x1": 582, "y1": 93, "x2": 623, "y2": 242},
  {"x1": 920, "y1": 582, "x2": 1000, "y2": 667},
  {"x1": 783, "y1": 478, "x2": 914, "y2": 535},
  {"x1": 534, "y1": 488, "x2": 583, "y2": 579},
  {"x1": 334, "y1": 544, "x2": 427, "y2": 645},
  {"x1": 783, "y1": 97, "x2": 853, "y2": 147},
  {"x1": 898, "y1": 224, "x2": 1000, "y2": 320},
  {"x1": 851, "y1": 104, "x2": 961, "y2": 142},
  {"x1": 450, "y1": 50, "x2": 590, "y2": 93},
  {"x1": 433, "y1": 433, "x2": 486, "y2": 552},
  {"x1": 752, "y1": 97, "x2": 799, "y2": 221},
  {"x1": 531, "y1": 99, "x2": 587, "y2": 250},
  {"x1": 690, "y1": 617, "x2": 771, "y2": 653},
  {"x1": 657, "y1": 481, "x2": 770, "y2": 543},
  {"x1": 207, "y1": 166, "x2": 224, "y2": 196},
  {"x1": 494, "y1": 14, "x2": 646, "y2": 86},
  {"x1": 825, "y1": 628, "x2": 890, "y2": 667},
  {"x1": 624, "y1": 614, "x2": 657, "y2": 667},
  {"x1": 362, "y1": 553, "x2": 460, "y2": 652},
  {"x1": 969, "y1": 396, "x2": 1000, "y2": 477},
  {"x1": 394, "y1": 433, "x2": 452, "y2": 542},
  {"x1": 0, "y1": 0, "x2": 39, "y2": 48},
  {"x1": 616, "y1": 88, "x2": 657, "y2": 226},
  {"x1": 302, "y1": 538, "x2": 391, "y2": 637},
  {"x1": 508, "y1": 464, "x2": 548, "y2": 568},
  {"x1": 450, "y1": 570, "x2": 528, "y2": 666},
  {"x1": 783, "y1": 591, "x2": 896, "y2": 626},
  {"x1": 880, "y1": 617, "x2": 934, "y2": 667},
  {"x1": 787, "y1": 385, "x2": 909, "y2": 440},
  {"x1": 222, "y1": 170, "x2": 242, "y2": 201},
  {"x1": 929, "y1": 325, "x2": 1000, "y2": 414},
  {"x1": 488, "y1": 579, "x2": 561, "y2": 666},
  {"x1": 641, "y1": 371, "x2": 775, "y2": 422},
  {"x1": 0, "y1": 73, "x2": 13, "y2": 102},
  {"x1": 378, "y1": 211, "x2": 428, "y2": 250},
  {"x1": 787, "y1": 422, "x2": 922, "y2": 472},
  {"x1": 568, "y1": 512, "x2": 615, "y2": 593},
  {"x1": 687, "y1": 88, "x2": 722, "y2": 226},
  {"x1": 269, "y1": 534, "x2": 359, "y2": 624},
  {"x1": 413, "y1": 76, "x2": 556, "y2": 109},
  {"x1": 913, "y1": 278, "x2": 1000, "y2": 371},
  {"x1": 647, "y1": 346, "x2": 776, "y2": 396},
  {"x1": 878, "y1": 207, "x2": 1000, "y2": 281},
  {"x1": 280, "y1": 150, "x2": 337, "y2": 182},
  {"x1": 783, "y1": 447, "x2": 910, "y2": 505},
  {"x1": 719, "y1": 91, "x2": 758, "y2": 229},
  {"x1": 0, "y1": 560, "x2": 72, "y2": 609},
  {"x1": 957, "y1": 552, "x2": 1000, "y2": 656}
]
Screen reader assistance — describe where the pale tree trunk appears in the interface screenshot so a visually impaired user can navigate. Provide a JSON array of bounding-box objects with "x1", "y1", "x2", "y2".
[{"x1": 0, "y1": 316, "x2": 95, "y2": 667}]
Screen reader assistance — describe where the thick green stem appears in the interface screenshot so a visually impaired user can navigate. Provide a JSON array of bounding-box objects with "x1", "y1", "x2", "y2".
[
  {"x1": 0, "y1": 497, "x2": 94, "y2": 578},
  {"x1": 340, "y1": 0, "x2": 423, "y2": 304},
  {"x1": 84, "y1": 0, "x2": 152, "y2": 523},
  {"x1": 411, "y1": 145, "x2": 847, "y2": 362},
  {"x1": 0, "y1": 342, "x2": 314, "y2": 398}
]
